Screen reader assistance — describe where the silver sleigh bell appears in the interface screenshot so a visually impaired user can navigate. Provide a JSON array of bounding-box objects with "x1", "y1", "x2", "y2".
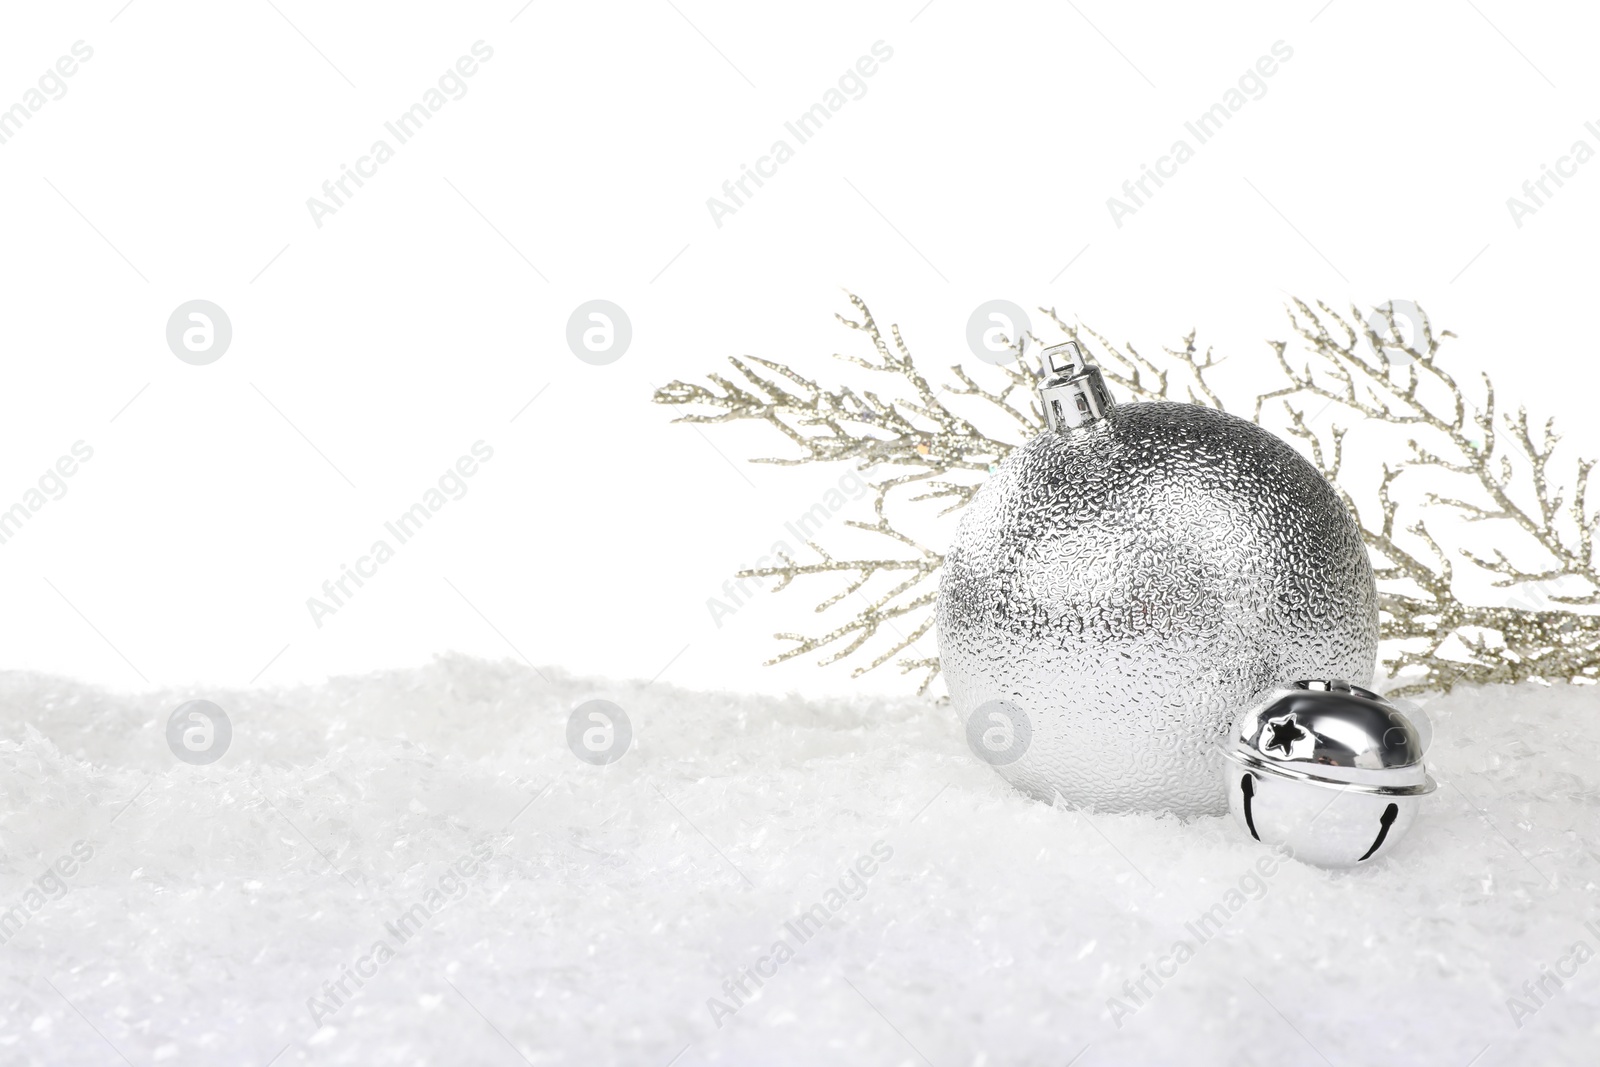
[{"x1": 1221, "y1": 680, "x2": 1436, "y2": 868}]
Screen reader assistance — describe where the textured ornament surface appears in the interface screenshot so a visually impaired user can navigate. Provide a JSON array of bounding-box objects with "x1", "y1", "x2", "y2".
[{"x1": 937, "y1": 401, "x2": 1378, "y2": 815}]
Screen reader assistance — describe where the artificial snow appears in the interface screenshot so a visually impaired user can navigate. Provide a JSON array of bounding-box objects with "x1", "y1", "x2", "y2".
[{"x1": 0, "y1": 656, "x2": 1597, "y2": 1065}]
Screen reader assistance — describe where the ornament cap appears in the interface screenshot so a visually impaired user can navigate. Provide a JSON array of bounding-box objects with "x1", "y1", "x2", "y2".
[{"x1": 1039, "y1": 341, "x2": 1115, "y2": 432}]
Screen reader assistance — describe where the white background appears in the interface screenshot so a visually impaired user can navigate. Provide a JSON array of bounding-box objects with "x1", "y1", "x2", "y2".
[{"x1": 0, "y1": 0, "x2": 1596, "y2": 700}]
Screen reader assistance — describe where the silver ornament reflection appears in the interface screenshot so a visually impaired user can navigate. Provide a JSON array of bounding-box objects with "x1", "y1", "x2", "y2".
[
  {"x1": 938, "y1": 343, "x2": 1378, "y2": 815},
  {"x1": 1221, "y1": 680, "x2": 1435, "y2": 867}
]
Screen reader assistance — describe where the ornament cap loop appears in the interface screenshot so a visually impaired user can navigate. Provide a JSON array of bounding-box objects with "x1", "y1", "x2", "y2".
[{"x1": 1039, "y1": 341, "x2": 1115, "y2": 432}]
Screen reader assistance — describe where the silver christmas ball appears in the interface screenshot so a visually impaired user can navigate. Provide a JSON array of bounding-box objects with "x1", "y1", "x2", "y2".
[
  {"x1": 937, "y1": 343, "x2": 1378, "y2": 815},
  {"x1": 1221, "y1": 680, "x2": 1435, "y2": 867}
]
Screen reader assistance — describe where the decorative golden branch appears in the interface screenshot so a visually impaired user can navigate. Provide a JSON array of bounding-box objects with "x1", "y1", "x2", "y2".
[{"x1": 653, "y1": 295, "x2": 1600, "y2": 695}]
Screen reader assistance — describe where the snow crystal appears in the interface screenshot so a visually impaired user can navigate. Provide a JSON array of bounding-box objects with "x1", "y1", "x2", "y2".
[{"x1": 1, "y1": 656, "x2": 1597, "y2": 1065}]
